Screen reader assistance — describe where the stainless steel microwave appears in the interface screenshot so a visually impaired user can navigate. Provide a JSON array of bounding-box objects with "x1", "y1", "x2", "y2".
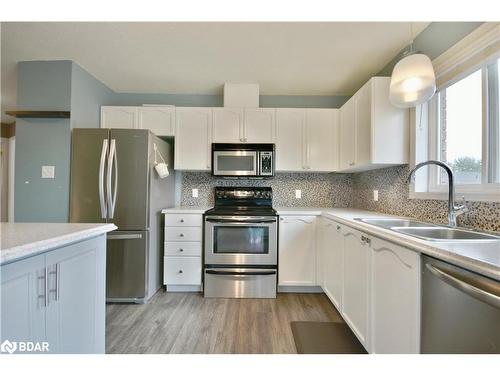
[{"x1": 212, "y1": 143, "x2": 275, "y2": 177}]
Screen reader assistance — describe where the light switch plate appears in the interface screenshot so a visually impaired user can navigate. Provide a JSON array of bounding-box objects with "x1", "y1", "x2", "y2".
[
  {"x1": 41, "y1": 166, "x2": 55, "y2": 179},
  {"x1": 373, "y1": 190, "x2": 379, "y2": 201},
  {"x1": 295, "y1": 189, "x2": 302, "y2": 199},
  {"x1": 192, "y1": 188, "x2": 199, "y2": 198}
]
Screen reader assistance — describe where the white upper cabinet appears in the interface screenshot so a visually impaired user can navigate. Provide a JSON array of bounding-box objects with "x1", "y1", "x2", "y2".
[
  {"x1": 307, "y1": 108, "x2": 339, "y2": 171},
  {"x1": 278, "y1": 215, "x2": 316, "y2": 286},
  {"x1": 276, "y1": 108, "x2": 306, "y2": 171},
  {"x1": 212, "y1": 108, "x2": 276, "y2": 144},
  {"x1": 101, "y1": 106, "x2": 138, "y2": 129},
  {"x1": 339, "y1": 97, "x2": 356, "y2": 169},
  {"x1": 137, "y1": 106, "x2": 175, "y2": 136},
  {"x1": 212, "y1": 108, "x2": 243, "y2": 143},
  {"x1": 276, "y1": 108, "x2": 339, "y2": 172},
  {"x1": 338, "y1": 77, "x2": 409, "y2": 172},
  {"x1": 371, "y1": 237, "x2": 420, "y2": 354},
  {"x1": 243, "y1": 108, "x2": 276, "y2": 143},
  {"x1": 174, "y1": 107, "x2": 213, "y2": 171}
]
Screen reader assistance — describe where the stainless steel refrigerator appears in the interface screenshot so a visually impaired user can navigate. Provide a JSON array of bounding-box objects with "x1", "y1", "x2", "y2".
[{"x1": 70, "y1": 128, "x2": 175, "y2": 303}]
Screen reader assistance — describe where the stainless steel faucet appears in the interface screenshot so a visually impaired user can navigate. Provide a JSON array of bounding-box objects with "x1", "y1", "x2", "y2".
[{"x1": 408, "y1": 160, "x2": 468, "y2": 227}]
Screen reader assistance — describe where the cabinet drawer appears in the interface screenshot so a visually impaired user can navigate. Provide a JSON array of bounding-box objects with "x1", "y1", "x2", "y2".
[
  {"x1": 165, "y1": 227, "x2": 202, "y2": 242},
  {"x1": 164, "y1": 257, "x2": 201, "y2": 285},
  {"x1": 165, "y1": 241, "x2": 201, "y2": 256},
  {"x1": 165, "y1": 214, "x2": 202, "y2": 227}
]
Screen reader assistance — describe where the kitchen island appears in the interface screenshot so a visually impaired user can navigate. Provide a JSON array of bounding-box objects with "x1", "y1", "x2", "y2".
[{"x1": 1, "y1": 222, "x2": 116, "y2": 354}]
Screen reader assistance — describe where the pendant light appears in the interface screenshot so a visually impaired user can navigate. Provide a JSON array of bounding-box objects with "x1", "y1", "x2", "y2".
[{"x1": 389, "y1": 23, "x2": 436, "y2": 108}]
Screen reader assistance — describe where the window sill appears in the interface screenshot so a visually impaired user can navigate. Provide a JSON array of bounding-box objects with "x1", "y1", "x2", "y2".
[{"x1": 409, "y1": 189, "x2": 500, "y2": 203}]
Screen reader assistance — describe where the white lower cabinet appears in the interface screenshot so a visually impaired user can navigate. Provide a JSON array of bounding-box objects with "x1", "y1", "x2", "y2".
[
  {"x1": 0, "y1": 235, "x2": 106, "y2": 353},
  {"x1": 371, "y1": 237, "x2": 420, "y2": 353},
  {"x1": 163, "y1": 212, "x2": 203, "y2": 290},
  {"x1": 320, "y1": 218, "x2": 344, "y2": 311},
  {"x1": 342, "y1": 227, "x2": 371, "y2": 350},
  {"x1": 316, "y1": 217, "x2": 421, "y2": 354},
  {"x1": 278, "y1": 215, "x2": 316, "y2": 286}
]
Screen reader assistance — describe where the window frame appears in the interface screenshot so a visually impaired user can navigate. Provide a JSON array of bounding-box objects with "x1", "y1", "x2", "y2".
[{"x1": 409, "y1": 23, "x2": 500, "y2": 203}]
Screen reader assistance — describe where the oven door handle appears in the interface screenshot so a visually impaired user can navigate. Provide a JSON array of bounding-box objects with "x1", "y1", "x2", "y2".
[
  {"x1": 205, "y1": 218, "x2": 277, "y2": 224},
  {"x1": 205, "y1": 269, "x2": 277, "y2": 276}
]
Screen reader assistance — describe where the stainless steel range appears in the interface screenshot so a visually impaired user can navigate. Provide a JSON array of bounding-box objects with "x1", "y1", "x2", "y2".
[{"x1": 204, "y1": 187, "x2": 278, "y2": 298}]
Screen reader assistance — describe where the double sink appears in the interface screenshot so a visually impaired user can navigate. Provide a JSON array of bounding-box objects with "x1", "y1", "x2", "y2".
[{"x1": 354, "y1": 218, "x2": 500, "y2": 242}]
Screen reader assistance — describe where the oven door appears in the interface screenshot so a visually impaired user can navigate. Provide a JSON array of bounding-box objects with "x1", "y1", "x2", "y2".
[
  {"x1": 212, "y1": 151, "x2": 258, "y2": 176},
  {"x1": 204, "y1": 216, "x2": 278, "y2": 265}
]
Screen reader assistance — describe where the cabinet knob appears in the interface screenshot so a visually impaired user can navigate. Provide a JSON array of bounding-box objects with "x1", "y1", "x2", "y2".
[
  {"x1": 180, "y1": 219, "x2": 184, "y2": 223},
  {"x1": 179, "y1": 248, "x2": 184, "y2": 252},
  {"x1": 336, "y1": 225, "x2": 341, "y2": 230},
  {"x1": 179, "y1": 233, "x2": 184, "y2": 237},
  {"x1": 178, "y1": 270, "x2": 183, "y2": 274}
]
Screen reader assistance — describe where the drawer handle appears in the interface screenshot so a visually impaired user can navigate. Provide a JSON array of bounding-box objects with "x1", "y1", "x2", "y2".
[
  {"x1": 178, "y1": 270, "x2": 183, "y2": 274},
  {"x1": 180, "y1": 219, "x2": 184, "y2": 223},
  {"x1": 179, "y1": 233, "x2": 184, "y2": 237}
]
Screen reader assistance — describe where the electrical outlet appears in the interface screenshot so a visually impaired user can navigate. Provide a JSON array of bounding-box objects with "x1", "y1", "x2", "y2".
[
  {"x1": 192, "y1": 188, "x2": 199, "y2": 198},
  {"x1": 295, "y1": 189, "x2": 302, "y2": 199},
  {"x1": 373, "y1": 190, "x2": 379, "y2": 201},
  {"x1": 41, "y1": 166, "x2": 55, "y2": 179}
]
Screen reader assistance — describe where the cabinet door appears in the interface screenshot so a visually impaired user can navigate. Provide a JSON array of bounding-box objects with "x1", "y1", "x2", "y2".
[
  {"x1": 323, "y1": 220, "x2": 344, "y2": 311},
  {"x1": 354, "y1": 81, "x2": 372, "y2": 166},
  {"x1": 45, "y1": 236, "x2": 106, "y2": 354},
  {"x1": 342, "y1": 227, "x2": 370, "y2": 349},
  {"x1": 101, "y1": 106, "x2": 137, "y2": 129},
  {"x1": 138, "y1": 106, "x2": 175, "y2": 136},
  {"x1": 0, "y1": 254, "x2": 46, "y2": 345},
  {"x1": 278, "y1": 215, "x2": 316, "y2": 286},
  {"x1": 174, "y1": 107, "x2": 213, "y2": 170},
  {"x1": 371, "y1": 237, "x2": 420, "y2": 353},
  {"x1": 244, "y1": 108, "x2": 276, "y2": 143},
  {"x1": 212, "y1": 108, "x2": 243, "y2": 143},
  {"x1": 276, "y1": 109, "x2": 306, "y2": 171},
  {"x1": 307, "y1": 108, "x2": 339, "y2": 171},
  {"x1": 339, "y1": 98, "x2": 356, "y2": 169}
]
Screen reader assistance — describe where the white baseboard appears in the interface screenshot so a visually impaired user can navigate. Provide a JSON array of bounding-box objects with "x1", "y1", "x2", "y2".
[
  {"x1": 166, "y1": 285, "x2": 202, "y2": 292},
  {"x1": 278, "y1": 285, "x2": 323, "y2": 293}
]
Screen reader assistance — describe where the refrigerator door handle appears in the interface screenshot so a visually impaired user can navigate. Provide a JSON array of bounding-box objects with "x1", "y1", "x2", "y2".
[
  {"x1": 107, "y1": 139, "x2": 118, "y2": 219},
  {"x1": 99, "y1": 139, "x2": 108, "y2": 219}
]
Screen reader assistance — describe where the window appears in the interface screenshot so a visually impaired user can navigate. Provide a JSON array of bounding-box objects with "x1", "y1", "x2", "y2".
[{"x1": 413, "y1": 58, "x2": 500, "y2": 202}]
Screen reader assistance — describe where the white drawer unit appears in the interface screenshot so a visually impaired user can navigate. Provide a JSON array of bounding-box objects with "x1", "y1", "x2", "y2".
[
  {"x1": 165, "y1": 227, "x2": 202, "y2": 242},
  {"x1": 163, "y1": 211, "x2": 203, "y2": 291},
  {"x1": 164, "y1": 241, "x2": 201, "y2": 257},
  {"x1": 164, "y1": 257, "x2": 202, "y2": 285},
  {"x1": 165, "y1": 214, "x2": 203, "y2": 227}
]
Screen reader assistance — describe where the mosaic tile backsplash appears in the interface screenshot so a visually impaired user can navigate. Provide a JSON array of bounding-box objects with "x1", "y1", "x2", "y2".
[
  {"x1": 179, "y1": 166, "x2": 499, "y2": 233},
  {"x1": 180, "y1": 172, "x2": 354, "y2": 208},
  {"x1": 351, "y1": 165, "x2": 500, "y2": 233}
]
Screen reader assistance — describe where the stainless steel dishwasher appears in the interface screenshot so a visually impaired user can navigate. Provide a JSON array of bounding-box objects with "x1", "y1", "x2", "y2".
[{"x1": 421, "y1": 255, "x2": 500, "y2": 353}]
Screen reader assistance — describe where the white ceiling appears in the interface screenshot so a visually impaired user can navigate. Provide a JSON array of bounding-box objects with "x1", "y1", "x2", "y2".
[{"x1": 1, "y1": 22, "x2": 428, "y2": 114}]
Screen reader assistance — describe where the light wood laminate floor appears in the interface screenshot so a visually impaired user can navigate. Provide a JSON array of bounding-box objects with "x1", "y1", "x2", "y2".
[{"x1": 106, "y1": 290, "x2": 344, "y2": 354}]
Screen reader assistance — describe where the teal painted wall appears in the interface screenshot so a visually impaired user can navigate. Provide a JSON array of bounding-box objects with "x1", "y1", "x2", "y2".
[
  {"x1": 14, "y1": 61, "x2": 73, "y2": 222},
  {"x1": 70, "y1": 63, "x2": 115, "y2": 128},
  {"x1": 377, "y1": 22, "x2": 483, "y2": 77},
  {"x1": 14, "y1": 61, "x2": 113, "y2": 222},
  {"x1": 111, "y1": 93, "x2": 347, "y2": 108},
  {"x1": 14, "y1": 118, "x2": 71, "y2": 222}
]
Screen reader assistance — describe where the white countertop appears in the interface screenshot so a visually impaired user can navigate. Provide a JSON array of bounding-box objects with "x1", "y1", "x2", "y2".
[
  {"x1": 1, "y1": 223, "x2": 117, "y2": 265},
  {"x1": 278, "y1": 207, "x2": 500, "y2": 281},
  {"x1": 160, "y1": 205, "x2": 500, "y2": 280},
  {"x1": 161, "y1": 206, "x2": 212, "y2": 214}
]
